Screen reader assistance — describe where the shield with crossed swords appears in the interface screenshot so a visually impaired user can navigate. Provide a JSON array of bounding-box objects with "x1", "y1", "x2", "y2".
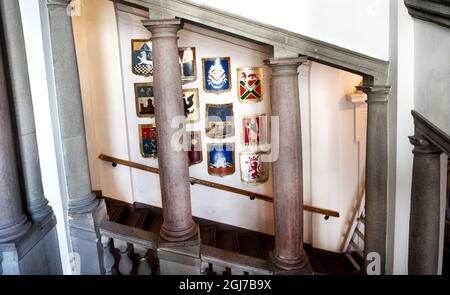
[{"x1": 237, "y1": 67, "x2": 263, "y2": 103}]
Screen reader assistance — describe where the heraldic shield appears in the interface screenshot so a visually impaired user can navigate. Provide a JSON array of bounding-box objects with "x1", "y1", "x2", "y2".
[
  {"x1": 208, "y1": 143, "x2": 235, "y2": 177},
  {"x1": 182, "y1": 88, "x2": 200, "y2": 122},
  {"x1": 134, "y1": 83, "x2": 155, "y2": 118},
  {"x1": 187, "y1": 131, "x2": 202, "y2": 166},
  {"x1": 237, "y1": 67, "x2": 263, "y2": 103},
  {"x1": 202, "y1": 57, "x2": 231, "y2": 93},
  {"x1": 241, "y1": 114, "x2": 268, "y2": 146},
  {"x1": 139, "y1": 124, "x2": 157, "y2": 158},
  {"x1": 205, "y1": 103, "x2": 234, "y2": 139},
  {"x1": 132, "y1": 39, "x2": 153, "y2": 77},
  {"x1": 240, "y1": 152, "x2": 269, "y2": 184},
  {"x1": 179, "y1": 47, "x2": 197, "y2": 83}
]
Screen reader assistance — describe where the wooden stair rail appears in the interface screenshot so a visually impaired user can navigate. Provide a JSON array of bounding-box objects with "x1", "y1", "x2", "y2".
[{"x1": 98, "y1": 154, "x2": 340, "y2": 219}]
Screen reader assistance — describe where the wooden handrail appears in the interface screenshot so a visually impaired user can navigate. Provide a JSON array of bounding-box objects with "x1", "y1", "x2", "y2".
[{"x1": 98, "y1": 154, "x2": 340, "y2": 218}]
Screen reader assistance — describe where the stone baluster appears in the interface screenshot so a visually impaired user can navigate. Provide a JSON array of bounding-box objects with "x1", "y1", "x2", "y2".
[
  {"x1": 264, "y1": 57, "x2": 312, "y2": 274},
  {"x1": 134, "y1": 245, "x2": 152, "y2": 275},
  {"x1": 0, "y1": 0, "x2": 53, "y2": 222},
  {"x1": 142, "y1": 19, "x2": 198, "y2": 242},
  {"x1": 0, "y1": 37, "x2": 32, "y2": 244},
  {"x1": 408, "y1": 134, "x2": 442, "y2": 275},
  {"x1": 101, "y1": 236, "x2": 116, "y2": 275},
  {"x1": 115, "y1": 239, "x2": 133, "y2": 275},
  {"x1": 356, "y1": 84, "x2": 391, "y2": 275}
]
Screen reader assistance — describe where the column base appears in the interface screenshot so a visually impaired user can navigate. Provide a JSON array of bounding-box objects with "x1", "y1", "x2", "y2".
[
  {"x1": 68, "y1": 199, "x2": 107, "y2": 274},
  {"x1": 160, "y1": 220, "x2": 198, "y2": 242},
  {"x1": 0, "y1": 215, "x2": 62, "y2": 275},
  {"x1": 158, "y1": 228, "x2": 201, "y2": 275},
  {"x1": 269, "y1": 251, "x2": 313, "y2": 274},
  {"x1": 0, "y1": 215, "x2": 32, "y2": 244}
]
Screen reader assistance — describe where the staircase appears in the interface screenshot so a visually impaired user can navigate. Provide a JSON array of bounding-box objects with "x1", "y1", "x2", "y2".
[
  {"x1": 102, "y1": 197, "x2": 358, "y2": 275},
  {"x1": 344, "y1": 209, "x2": 365, "y2": 271}
]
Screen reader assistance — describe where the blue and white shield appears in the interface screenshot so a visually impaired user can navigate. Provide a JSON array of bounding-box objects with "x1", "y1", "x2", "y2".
[
  {"x1": 132, "y1": 39, "x2": 153, "y2": 77},
  {"x1": 202, "y1": 57, "x2": 231, "y2": 93}
]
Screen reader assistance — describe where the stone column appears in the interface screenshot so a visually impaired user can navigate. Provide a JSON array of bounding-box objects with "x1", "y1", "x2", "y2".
[
  {"x1": 0, "y1": 40, "x2": 32, "y2": 243},
  {"x1": 0, "y1": 0, "x2": 52, "y2": 222},
  {"x1": 46, "y1": 0, "x2": 98, "y2": 214},
  {"x1": 356, "y1": 84, "x2": 391, "y2": 274},
  {"x1": 46, "y1": 0, "x2": 106, "y2": 274},
  {"x1": 408, "y1": 135, "x2": 442, "y2": 275},
  {"x1": 142, "y1": 19, "x2": 198, "y2": 242},
  {"x1": 264, "y1": 57, "x2": 311, "y2": 273}
]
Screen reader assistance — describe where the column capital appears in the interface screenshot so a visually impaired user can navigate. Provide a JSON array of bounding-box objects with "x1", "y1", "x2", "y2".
[
  {"x1": 47, "y1": 0, "x2": 71, "y2": 7},
  {"x1": 355, "y1": 85, "x2": 391, "y2": 104},
  {"x1": 142, "y1": 18, "x2": 184, "y2": 39},
  {"x1": 409, "y1": 135, "x2": 442, "y2": 155},
  {"x1": 264, "y1": 57, "x2": 308, "y2": 77}
]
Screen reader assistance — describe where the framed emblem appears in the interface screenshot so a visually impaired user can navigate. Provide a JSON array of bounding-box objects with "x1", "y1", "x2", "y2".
[
  {"x1": 205, "y1": 103, "x2": 234, "y2": 139},
  {"x1": 237, "y1": 67, "x2": 263, "y2": 103},
  {"x1": 179, "y1": 47, "x2": 197, "y2": 84},
  {"x1": 182, "y1": 88, "x2": 200, "y2": 122},
  {"x1": 202, "y1": 57, "x2": 231, "y2": 94},
  {"x1": 187, "y1": 131, "x2": 202, "y2": 166},
  {"x1": 240, "y1": 152, "x2": 269, "y2": 184},
  {"x1": 134, "y1": 83, "x2": 155, "y2": 118},
  {"x1": 139, "y1": 124, "x2": 157, "y2": 158},
  {"x1": 132, "y1": 39, "x2": 153, "y2": 77},
  {"x1": 241, "y1": 114, "x2": 268, "y2": 146},
  {"x1": 208, "y1": 143, "x2": 235, "y2": 177}
]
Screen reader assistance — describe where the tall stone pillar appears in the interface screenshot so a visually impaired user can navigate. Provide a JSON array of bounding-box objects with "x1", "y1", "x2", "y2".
[
  {"x1": 142, "y1": 19, "x2": 198, "y2": 242},
  {"x1": 0, "y1": 0, "x2": 52, "y2": 222},
  {"x1": 356, "y1": 84, "x2": 391, "y2": 274},
  {"x1": 46, "y1": 0, "x2": 98, "y2": 214},
  {"x1": 264, "y1": 57, "x2": 311, "y2": 274},
  {"x1": 45, "y1": 0, "x2": 106, "y2": 274},
  {"x1": 408, "y1": 135, "x2": 442, "y2": 275},
  {"x1": 0, "y1": 42, "x2": 32, "y2": 243}
]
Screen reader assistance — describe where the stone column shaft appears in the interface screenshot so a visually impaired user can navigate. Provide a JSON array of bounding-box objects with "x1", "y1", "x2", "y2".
[
  {"x1": 0, "y1": 0, "x2": 52, "y2": 222},
  {"x1": 408, "y1": 135, "x2": 442, "y2": 275},
  {"x1": 0, "y1": 40, "x2": 31, "y2": 243},
  {"x1": 356, "y1": 84, "x2": 391, "y2": 274},
  {"x1": 46, "y1": 0, "x2": 97, "y2": 214},
  {"x1": 143, "y1": 19, "x2": 197, "y2": 242},
  {"x1": 264, "y1": 57, "x2": 311, "y2": 272}
]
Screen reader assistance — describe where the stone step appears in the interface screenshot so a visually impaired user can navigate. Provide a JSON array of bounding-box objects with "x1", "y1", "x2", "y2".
[
  {"x1": 107, "y1": 204, "x2": 126, "y2": 223},
  {"x1": 238, "y1": 235, "x2": 266, "y2": 259},
  {"x1": 355, "y1": 228, "x2": 364, "y2": 240},
  {"x1": 122, "y1": 208, "x2": 150, "y2": 229},
  {"x1": 200, "y1": 224, "x2": 217, "y2": 247},
  {"x1": 350, "y1": 240, "x2": 364, "y2": 259},
  {"x1": 345, "y1": 252, "x2": 361, "y2": 271},
  {"x1": 144, "y1": 214, "x2": 163, "y2": 234},
  {"x1": 216, "y1": 230, "x2": 240, "y2": 253}
]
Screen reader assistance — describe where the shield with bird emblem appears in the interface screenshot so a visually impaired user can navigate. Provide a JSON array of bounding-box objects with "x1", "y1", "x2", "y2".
[
  {"x1": 182, "y1": 88, "x2": 199, "y2": 122},
  {"x1": 237, "y1": 67, "x2": 263, "y2": 103}
]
